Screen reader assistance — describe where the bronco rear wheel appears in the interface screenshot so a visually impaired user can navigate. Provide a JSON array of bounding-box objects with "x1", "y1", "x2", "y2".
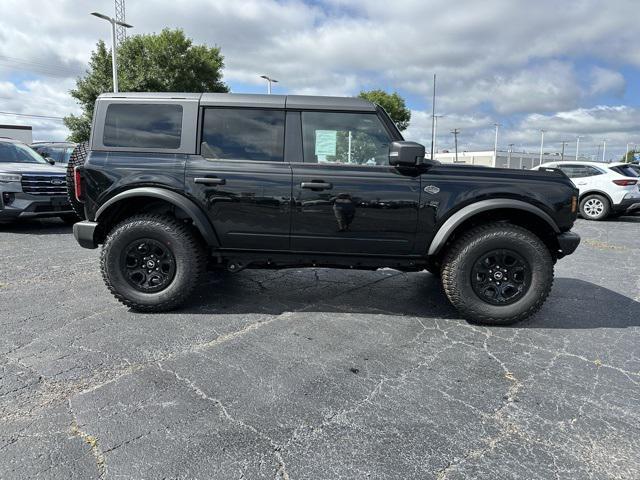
[
  {"x1": 441, "y1": 223, "x2": 554, "y2": 325},
  {"x1": 101, "y1": 214, "x2": 205, "y2": 312}
]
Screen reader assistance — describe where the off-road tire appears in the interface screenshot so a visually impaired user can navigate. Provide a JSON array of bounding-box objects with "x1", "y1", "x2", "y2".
[
  {"x1": 579, "y1": 194, "x2": 610, "y2": 221},
  {"x1": 441, "y1": 223, "x2": 554, "y2": 325},
  {"x1": 65, "y1": 142, "x2": 88, "y2": 220},
  {"x1": 101, "y1": 214, "x2": 206, "y2": 312}
]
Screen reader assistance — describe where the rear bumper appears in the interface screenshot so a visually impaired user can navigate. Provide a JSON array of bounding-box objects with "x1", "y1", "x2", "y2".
[
  {"x1": 615, "y1": 197, "x2": 640, "y2": 213},
  {"x1": 73, "y1": 221, "x2": 99, "y2": 249},
  {"x1": 556, "y1": 231, "x2": 580, "y2": 258}
]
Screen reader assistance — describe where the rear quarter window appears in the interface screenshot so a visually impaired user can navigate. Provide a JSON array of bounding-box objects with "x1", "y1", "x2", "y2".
[{"x1": 103, "y1": 103, "x2": 183, "y2": 149}]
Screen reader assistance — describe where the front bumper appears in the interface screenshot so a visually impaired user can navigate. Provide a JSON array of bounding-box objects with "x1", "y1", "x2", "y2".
[
  {"x1": 0, "y1": 192, "x2": 73, "y2": 221},
  {"x1": 556, "y1": 231, "x2": 580, "y2": 258},
  {"x1": 73, "y1": 221, "x2": 99, "y2": 249}
]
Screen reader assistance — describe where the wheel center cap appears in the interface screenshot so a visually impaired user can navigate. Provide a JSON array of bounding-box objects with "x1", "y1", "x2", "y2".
[
  {"x1": 146, "y1": 260, "x2": 156, "y2": 269},
  {"x1": 493, "y1": 271, "x2": 504, "y2": 280}
]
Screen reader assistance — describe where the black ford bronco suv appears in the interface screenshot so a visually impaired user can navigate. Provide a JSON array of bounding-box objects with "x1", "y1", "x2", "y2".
[{"x1": 71, "y1": 92, "x2": 580, "y2": 324}]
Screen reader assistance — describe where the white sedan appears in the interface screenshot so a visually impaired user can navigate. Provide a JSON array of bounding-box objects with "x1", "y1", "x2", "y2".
[{"x1": 533, "y1": 161, "x2": 640, "y2": 220}]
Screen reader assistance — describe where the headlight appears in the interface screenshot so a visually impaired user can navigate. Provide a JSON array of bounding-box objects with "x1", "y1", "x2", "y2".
[{"x1": 0, "y1": 173, "x2": 21, "y2": 183}]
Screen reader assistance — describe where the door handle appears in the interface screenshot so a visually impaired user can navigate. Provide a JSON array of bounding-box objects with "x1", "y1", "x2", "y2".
[
  {"x1": 301, "y1": 182, "x2": 333, "y2": 190},
  {"x1": 576, "y1": 182, "x2": 587, "y2": 185},
  {"x1": 194, "y1": 177, "x2": 226, "y2": 186}
]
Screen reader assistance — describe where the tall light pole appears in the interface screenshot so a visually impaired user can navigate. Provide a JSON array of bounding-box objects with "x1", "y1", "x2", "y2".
[
  {"x1": 451, "y1": 128, "x2": 460, "y2": 163},
  {"x1": 508, "y1": 143, "x2": 514, "y2": 169},
  {"x1": 493, "y1": 123, "x2": 501, "y2": 161},
  {"x1": 91, "y1": 12, "x2": 132, "y2": 93},
  {"x1": 575, "y1": 135, "x2": 583, "y2": 161},
  {"x1": 429, "y1": 74, "x2": 437, "y2": 160},
  {"x1": 433, "y1": 114, "x2": 444, "y2": 154},
  {"x1": 539, "y1": 129, "x2": 545, "y2": 165},
  {"x1": 602, "y1": 139, "x2": 607, "y2": 162},
  {"x1": 260, "y1": 75, "x2": 278, "y2": 94}
]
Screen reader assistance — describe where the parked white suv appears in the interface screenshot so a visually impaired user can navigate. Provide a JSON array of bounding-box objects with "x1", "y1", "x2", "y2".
[{"x1": 533, "y1": 161, "x2": 640, "y2": 220}]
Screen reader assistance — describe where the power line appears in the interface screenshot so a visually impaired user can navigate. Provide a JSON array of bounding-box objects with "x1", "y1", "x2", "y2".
[{"x1": 0, "y1": 111, "x2": 65, "y2": 121}]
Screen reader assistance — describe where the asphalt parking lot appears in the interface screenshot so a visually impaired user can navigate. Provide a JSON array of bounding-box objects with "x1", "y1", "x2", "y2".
[{"x1": 1, "y1": 216, "x2": 639, "y2": 479}]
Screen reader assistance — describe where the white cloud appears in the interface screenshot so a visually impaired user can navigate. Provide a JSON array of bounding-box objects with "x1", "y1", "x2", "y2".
[{"x1": 0, "y1": 0, "x2": 637, "y2": 157}]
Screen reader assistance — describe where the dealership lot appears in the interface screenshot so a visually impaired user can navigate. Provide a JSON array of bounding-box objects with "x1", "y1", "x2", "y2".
[{"x1": 1, "y1": 217, "x2": 638, "y2": 479}]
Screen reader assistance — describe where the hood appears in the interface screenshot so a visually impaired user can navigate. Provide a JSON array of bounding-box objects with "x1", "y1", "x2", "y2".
[{"x1": 0, "y1": 162, "x2": 66, "y2": 174}]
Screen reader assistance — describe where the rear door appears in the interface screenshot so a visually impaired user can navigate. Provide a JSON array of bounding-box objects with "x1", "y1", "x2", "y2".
[
  {"x1": 185, "y1": 107, "x2": 292, "y2": 250},
  {"x1": 289, "y1": 111, "x2": 421, "y2": 255}
]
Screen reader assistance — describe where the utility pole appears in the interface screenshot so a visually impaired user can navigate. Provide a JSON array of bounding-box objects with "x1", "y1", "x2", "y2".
[
  {"x1": 602, "y1": 139, "x2": 607, "y2": 162},
  {"x1": 260, "y1": 75, "x2": 278, "y2": 94},
  {"x1": 508, "y1": 143, "x2": 514, "y2": 169},
  {"x1": 91, "y1": 12, "x2": 133, "y2": 93},
  {"x1": 451, "y1": 128, "x2": 460, "y2": 163},
  {"x1": 626, "y1": 142, "x2": 632, "y2": 161},
  {"x1": 560, "y1": 141, "x2": 568, "y2": 161},
  {"x1": 433, "y1": 114, "x2": 444, "y2": 155},
  {"x1": 539, "y1": 129, "x2": 545, "y2": 165},
  {"x1": 576, "y1": 135, "x2": 583, "y2": 161},
  {"x1": 114, "y1": 0, "x2": 127, "y2": 45},
  {"x1": 493, "y1": 123, "x2": 501, "y2": 161},
  {"x1": 430, "y1": 74, "x2": 437, "y2": 160}
]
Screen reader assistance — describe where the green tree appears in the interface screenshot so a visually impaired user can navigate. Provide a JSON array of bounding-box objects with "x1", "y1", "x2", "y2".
[
  {"x1": 64, "y1": 29, "x2": 228, "y2": 142},
  {"x1": 622, "y1": 149, "x2": 639, "y2": 163},
  {"x1": 358, "y1": 89, "x2": 411, "y2": 131}
]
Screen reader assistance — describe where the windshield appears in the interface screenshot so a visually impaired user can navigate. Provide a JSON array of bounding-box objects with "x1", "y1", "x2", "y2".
[
  {"x1": 0, "y1": 142, "x2": 48, "y2": 164},
  {"x1": 35, "y1": 146, "x2": 75, "y2": 164}
]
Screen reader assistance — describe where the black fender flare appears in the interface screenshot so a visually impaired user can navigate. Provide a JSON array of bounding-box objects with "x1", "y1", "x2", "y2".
[
  {"x1": 95, "y1": 187, "x2": 219, "y2": 247},
  {"x1": 427, "y1": 199, "x2": 560, "y2": 256}
]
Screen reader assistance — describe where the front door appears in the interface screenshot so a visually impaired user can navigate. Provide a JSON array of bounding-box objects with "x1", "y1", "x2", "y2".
[
  {"x1": 185, "y1": 107, "x2": 292, "y2": 250},
  {"x1": 290, "y1": 111, "x2": 421, "y2": 255}
]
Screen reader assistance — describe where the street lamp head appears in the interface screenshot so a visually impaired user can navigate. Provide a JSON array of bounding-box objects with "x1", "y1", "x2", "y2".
[
  {"x1": 91, "y1": 12, "x2": 113, "y2": 22},
  {"x1": 115, "y1": 21, "x2": 133, "y2": 28}
]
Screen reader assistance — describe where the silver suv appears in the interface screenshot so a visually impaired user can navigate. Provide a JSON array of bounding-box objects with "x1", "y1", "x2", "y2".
[{"x1": 0, "y1": 138, "x2": 75, "y2": 223}]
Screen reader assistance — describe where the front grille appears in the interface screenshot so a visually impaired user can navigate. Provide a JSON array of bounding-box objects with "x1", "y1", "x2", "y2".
[{"x1": 21, "y1": 174, "x2": 67, "y2": 196}]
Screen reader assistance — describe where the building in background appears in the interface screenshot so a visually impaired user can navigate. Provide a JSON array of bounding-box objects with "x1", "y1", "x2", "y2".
[
  {"x1": 0, "y1": 124, "x2": 33, "y2": 144},
  {"x1": 433, "y1": 150, "x2": 591, "y2": 169}
]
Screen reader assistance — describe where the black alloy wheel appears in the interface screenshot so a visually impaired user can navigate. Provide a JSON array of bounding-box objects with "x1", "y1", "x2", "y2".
[
  {"x1": 470, "y1": 249, "x2": 531, "y2": 306},
  {"x1": 122, "y1": 238, "x2": 176, "y2": 293}
]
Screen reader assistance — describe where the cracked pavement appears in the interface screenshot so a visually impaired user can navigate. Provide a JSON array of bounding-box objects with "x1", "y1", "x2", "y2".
[{"x1": 1, "y1": 216, "x2": 639, "y2": 479}]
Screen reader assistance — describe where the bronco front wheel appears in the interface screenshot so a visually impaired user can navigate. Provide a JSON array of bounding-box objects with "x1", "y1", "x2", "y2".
[
  {"x1": 440, "y1": 223, "x2": 554, "y2": 325},
  {"x1": 101, "y1": 214, "x2": 205, "y2": 312}
]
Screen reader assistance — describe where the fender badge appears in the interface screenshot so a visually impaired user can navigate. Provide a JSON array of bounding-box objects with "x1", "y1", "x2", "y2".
[{"x1": 424, "y1": 185, "x2": 440, "y2": 194}]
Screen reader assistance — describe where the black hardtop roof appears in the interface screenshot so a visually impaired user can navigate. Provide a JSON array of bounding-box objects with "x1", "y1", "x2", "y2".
[{"x1": 97, "y1": 92, "x2": 377, "y2": 111}]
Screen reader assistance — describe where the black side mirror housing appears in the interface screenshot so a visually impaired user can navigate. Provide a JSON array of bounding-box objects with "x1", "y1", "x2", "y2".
[{"x1": 389, "y1": 141, "x2": 425, "y2": 167}]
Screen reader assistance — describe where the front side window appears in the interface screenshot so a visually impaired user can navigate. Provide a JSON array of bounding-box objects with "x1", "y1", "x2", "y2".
[
  {"x1": 201, "y1": 108, "x2": 285, "y2": 162},
  {"x1": 301, "y1": 112, "x2": 391, "y2": 165},
  {"x1": 103, "y1": 103, "x2": 183, "y2": 149}
]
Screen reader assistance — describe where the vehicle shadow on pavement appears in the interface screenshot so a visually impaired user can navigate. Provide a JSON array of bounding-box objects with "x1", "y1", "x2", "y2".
[
  {"x1": 186, "y1": 271, "x2": 639, "y2": 329},
  {"x1": 0, "y1": 219, "x2": 73, "y2": 235},
  {"x1": 523, "y1": 277, "x2": 640, "y2": 329}
]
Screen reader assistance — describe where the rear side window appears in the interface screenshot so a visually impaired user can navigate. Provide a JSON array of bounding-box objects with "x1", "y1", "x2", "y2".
[
  {"x1": 103, "y1": 103, "x2": 183, "y2": 149},
  {"x1": 558, "y1": 165, "x2": 603, "y2": 178},
  {"x1": 611, "y1": 165, "x2": 639, "y2": 177},
  {"x1": 201, "y1": 108, "x2": 285, "y2": 162}
]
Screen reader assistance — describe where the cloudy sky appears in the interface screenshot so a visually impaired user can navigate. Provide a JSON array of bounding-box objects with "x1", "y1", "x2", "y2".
[{"x1": 1, "y1": 0, "x2": 638, "y2": 160}]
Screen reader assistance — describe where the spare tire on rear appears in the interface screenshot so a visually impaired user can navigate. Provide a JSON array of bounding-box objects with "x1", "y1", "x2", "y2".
[{"x1": 66, "y1": 141, "x2": 89, "y2": 220}]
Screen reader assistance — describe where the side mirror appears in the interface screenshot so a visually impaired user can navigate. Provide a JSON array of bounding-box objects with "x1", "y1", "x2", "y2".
[
  {"x1": 389, "y1": 141, "x2": 425, "y2": 167},
  {"x1": 46, "y1": 158, "x2": 55, "y2": 165}
]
